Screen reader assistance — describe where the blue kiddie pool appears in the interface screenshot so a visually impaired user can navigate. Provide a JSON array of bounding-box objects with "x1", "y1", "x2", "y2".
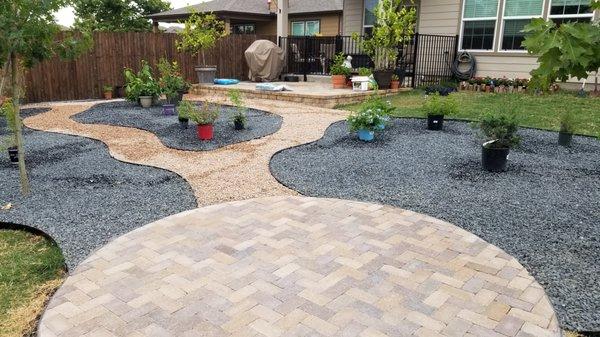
[{"x1": 214, "y1": 79, "x2": 240, "y2": 85}]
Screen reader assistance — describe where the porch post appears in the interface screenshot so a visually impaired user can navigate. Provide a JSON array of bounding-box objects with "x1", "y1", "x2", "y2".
[{"x1": 276, "y1": 0, "x2": 289, "y2": 39}]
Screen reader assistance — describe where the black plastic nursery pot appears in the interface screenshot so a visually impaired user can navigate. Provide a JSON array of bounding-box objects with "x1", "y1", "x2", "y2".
[
  {"x1": 482, "y1": 146, "x2": 510, "y2": 172},
  {"x1": 558, "y1": 132, "x2": 573, "y2": 147},
  {"x1": 7, "y1": 147, "x2": 18, "y2": 164},
  {"x1": 179, "y1": 118, "x2": 189, "y2": 129},
  {"x1": 427, "y1": 115, "x2": 444, "y2": 131},
  {"x1": 195, "y1": 66, "x2": 217, "y2": 84},
  {"x1": 234, "y1": 120, "x2": 245, "y2": 130},
  {"x1": 373, "y1": 70, "x2": 394, "y2": 89}
]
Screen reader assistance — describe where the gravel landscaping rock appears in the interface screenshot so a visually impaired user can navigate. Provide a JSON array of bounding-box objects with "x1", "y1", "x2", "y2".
[
  {"x1": 0, "y1": 108, "x2": 197, "y2": 270},
  {"x1": 270, "y1": 118, "x2": 600, "y2": 331},
  {"x1": 73, "y1": 101, "x2": 282, "y2": 151}
]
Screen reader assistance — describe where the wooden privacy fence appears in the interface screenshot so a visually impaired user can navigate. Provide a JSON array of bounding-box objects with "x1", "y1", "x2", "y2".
[{"x1": 25, "y1": 32, "x2": 277, "y2": 103}]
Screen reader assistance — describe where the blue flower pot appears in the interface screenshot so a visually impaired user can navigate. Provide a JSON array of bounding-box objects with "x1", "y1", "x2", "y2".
[
  {"x1": 358, "y1": 129, "x2": 375, "y2": 142},
  {"x1": 163, "y1": 104, "x2": 176, "y2": 116}
]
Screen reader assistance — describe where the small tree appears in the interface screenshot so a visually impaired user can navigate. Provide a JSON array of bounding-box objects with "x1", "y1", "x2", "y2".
[
  {"x1": 522, "y1": 1, "x2": 600, "y2": 91},
  {"x1": 0, "y1": 0, "x2": 90, "y2": 195},
  {"x1": 354, "y1": 0, "x2": 417, "y2": 70},
  {"x1": 73, "y1": 0, "x2": 171, "y2": 32},
  {"x1": 176, "y1": 11, "x2": 226, "y2": 66}
]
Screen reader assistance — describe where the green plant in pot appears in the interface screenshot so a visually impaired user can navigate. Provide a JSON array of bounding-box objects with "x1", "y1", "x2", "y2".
[
  {"x1": 331, "y1": 52, "x2": 351, "y2": 89},
  {"x1": 0, "y1": 99, "x2": 19, "y2": 164},
  {"x1": 103, "y1": 85, "x2": 113, "y2": 100},
  {"x1": 158, "y1": 58, "x2": 190, "y2": 105},
  {"x1": 189, "y1": 101, "x2": 220, "y2": 141},
  {"x1": 124, "y1": 60, "x2": 160, "y2": 108},
  {"x1": 177, "y1": 100, "x2": 194, "y2": 129},
  {"x1": 558, "y1": 111, "x2": 576, "y2": 147},
  {"x1": 228, "y1": 89, "x2": 247, "y2": 130},
  {"x1": 422, "y1": 93, "x2": 458, "y2": 131},
  {"x1": 358, "y1": 67, "x2": 372, "y2": 76},
  {"x1": 353, "y1": 0, "x2": 416, "y2": 89},
  {"x1": 177, "y1": 11, "x2": 226, "y2": 84},
  {"x1": 360, "y1": 96, "x2": 394, "y2": 130},
  {"x1": 476, "y1": 113, "x2": 521, "y2": 172},
  {"x1": 347, "y1": 104, "x2": 386, "y2": 142}
]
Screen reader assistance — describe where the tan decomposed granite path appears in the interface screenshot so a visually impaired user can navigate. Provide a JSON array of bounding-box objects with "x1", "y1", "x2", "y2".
[
  {"x1": 24, "y1": 96, "x2": 348, "y2": 206},
  {"x1": 38, "y1": 196, "x2": 560, "y2": 337}
]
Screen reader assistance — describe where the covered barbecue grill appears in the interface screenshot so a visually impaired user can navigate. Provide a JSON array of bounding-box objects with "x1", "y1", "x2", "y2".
[{"x1": 245, "y1": 40, "x2": 285, "y2": 82}]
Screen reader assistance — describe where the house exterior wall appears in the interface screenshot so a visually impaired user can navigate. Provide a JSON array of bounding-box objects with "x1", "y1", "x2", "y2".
[
  {"x1": 343, "y1": 0, "x2": 598, "y2": 84},
  {"x1": 244, "y1": 13, "x2": 342, "y2": 36},
  {"x1": 290, "y1": 13, "x2": 343, "y2": 36}
]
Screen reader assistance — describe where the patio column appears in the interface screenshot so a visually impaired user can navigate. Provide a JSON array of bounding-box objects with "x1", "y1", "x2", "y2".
[{"x1": 276, "y1": 0, "x2": 289, "y2": 39}]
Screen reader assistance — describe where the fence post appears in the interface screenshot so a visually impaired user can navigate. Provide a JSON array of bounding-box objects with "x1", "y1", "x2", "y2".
[
  {"x1": 411, "y1": 33, "x2": 420, "y2": 88},
  {"x1": 303, "y1": 36, "x2": 308, "y2": 82},
  {"x1": 335, "y1": 35, "x2": 342, "y2": 54}
]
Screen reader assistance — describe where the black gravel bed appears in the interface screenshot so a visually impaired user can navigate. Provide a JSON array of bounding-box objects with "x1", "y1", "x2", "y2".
[
  {"x1": 73, "y1": 101, "x2": 283, "y2": 151},
  {"x1": 270, "y1": 118, "x2": 600, "y2": 331},
  {"x1": 0, "y1": 108, "x2": 197, "y2": 270}
]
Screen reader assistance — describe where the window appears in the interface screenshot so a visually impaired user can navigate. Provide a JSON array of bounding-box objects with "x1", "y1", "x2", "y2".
[
  {"x1": 548, "y1": 0, "x2": 593, "y2": 24},
  {"x1": 461, "y1": 0, "x2": 500, "y2": 50},
  {"x1": 291, "y1": 20, "x2": 320, "y2": 36},
  {"x1": 501, "y1": 0, "x2": 544, "y2": 50},
  {"x1": 363, "y1": 0, "x2": 418, "y2": 35},
  {"x1": 232, "y1": 24, "x2": 255, "y2": 35}
]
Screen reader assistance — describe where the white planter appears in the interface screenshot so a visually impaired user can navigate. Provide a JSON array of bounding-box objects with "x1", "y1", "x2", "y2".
[{"x1": 139, "y1": 96, "x2": 153, "y2": 108}]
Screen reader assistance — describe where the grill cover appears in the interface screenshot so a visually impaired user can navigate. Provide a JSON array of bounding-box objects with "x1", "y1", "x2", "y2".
[{"x1": 245, "y1": 40, "x2": 284, "y2": 82}]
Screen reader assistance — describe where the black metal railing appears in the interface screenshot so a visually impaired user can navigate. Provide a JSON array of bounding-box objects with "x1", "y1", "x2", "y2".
[{"x1": 279, "y1": 33, "x2": 458, "y2": 88}]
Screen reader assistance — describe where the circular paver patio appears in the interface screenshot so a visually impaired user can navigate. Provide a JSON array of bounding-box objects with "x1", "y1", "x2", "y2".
[{"x1": 39, "y1": 196, "x2": 560, "y2": 337}]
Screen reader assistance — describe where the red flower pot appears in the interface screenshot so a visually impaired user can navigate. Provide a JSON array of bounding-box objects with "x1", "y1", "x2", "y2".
[{"x1": 197, "y1": 124, "x2": 214, "y2": 140}]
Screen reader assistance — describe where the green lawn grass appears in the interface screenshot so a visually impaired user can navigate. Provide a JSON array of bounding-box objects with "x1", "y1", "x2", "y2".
[
  {"x1": 341, "y1": 91, "x2": 600, "y2": 137},
  {"x1": 0, "y1": 229, "x2": 65, "y2": 337}
]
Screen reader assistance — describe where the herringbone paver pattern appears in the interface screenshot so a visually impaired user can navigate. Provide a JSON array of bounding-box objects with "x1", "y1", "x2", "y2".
[{"x1": 39, "y1": 196, "x2": 560, "y2": 337}]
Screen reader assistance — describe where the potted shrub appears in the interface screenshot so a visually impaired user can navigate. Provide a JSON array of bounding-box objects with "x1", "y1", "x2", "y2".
[
  {"x1": 358, "y1": 67, "x2": 372, "y2": 76},
  {"x1": 331, "y1": 53, "x2": 350, "y2": 89},
  {"x1": 189, "y1": 102, "x2": 220, "y2": 141},
  {"x1": 558, "y1": 111, "x2": 576, "y2": 147},
  {"x1": 360, "y1": 96, "x2": 394, "y2": 130},
  {"x1": 347, "y1": 104, "x2": 386, "y2": 142},
  {"x1": 103, "y1": 85, "x2": 113, "y2": 99},
  {"x1": 158, "y1": 58, "x2": 190, "y2": 106},
  {"x1": 177, "y1": 100, "x2": 193, "y2": 129},
  {"x1": 177, "y1": 12, "x2": 226, "y2": 84},
  {"x1": 124, "y1": 61, "x2": 160, "y2": 108},
  {"x1": 1, "y1": 99, "x2": 18, "y2": 164},
  {"x1": 423, "y1": 93, "x2": 458, "y2": 131},
  {"x1": 390, "y1": 74, "x2": 400, "y2": 89},
  {"x1": 476, "y1": 113, "x2": 521, "y2": 172},
  {"x1": 354, "y1": 0, "x2": 416, "y2": 89},
  {"x1": 228, "y1": 89, "x2": 247, "y2": 130}
]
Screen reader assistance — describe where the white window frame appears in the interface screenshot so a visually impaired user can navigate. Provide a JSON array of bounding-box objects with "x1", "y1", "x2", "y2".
[
  {"x1": 291, "y1": 20, "x2": 320, "y2": 36},
  {"x1": 499, "y1": 1, "x2": 545, "y2": 53},
  {"x1": 546, "y1": 0, "x2": 594, "y2": 23},
  {"x1": 458, "y1": 0, "x2": 503, "y2": 52}
]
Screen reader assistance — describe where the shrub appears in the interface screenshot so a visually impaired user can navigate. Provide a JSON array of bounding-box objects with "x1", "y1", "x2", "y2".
[
  {"x1": 424, "y1": 84, "x2": 456, "y2": 96},
  {"x1": 176, "y1": 12, "x2": 226, "y2": 66},
  {"x1": 177, "y1": 100, "x2": 195, "y2": 121},
  {"x1": 158, "y1": 58, "x2": 190, "y2": 102},
  {"x1": 228, "y1": 89, "x2": 247, "y2": 126},
  {"x1": 331, "y1": 53, "x2": 350, "y2": 76},
  {"x1": 103, "y1": 85, "x2": 113, "y2": 92},
  {"x1": 559, "y1": 111, "x2": 576, "y2": 134},
  {"x1": 423, "y1": 93, "x2": 458, "y2": 117},
  {"x1": 189, "y1": 102, "x2": 219, "y2": 125},
  {"x1": 347, "y1": 109, "x2": 385, "y2": 132},
  {"x1": 124, "y1": 60, "x2": 160, "y2": 102},
  {"x1": 391, "y1": 74, "x2": 399, "y2": 81},
  {"x1": 0, "y1": 99, "x2": 17, "y2": 149},
  {"x1": 477, "y1": 113, "x2": 521, "y2": 149},
  {"x1": 358, "y1": 67, "x2": 372, "y2": 76},
  {"x1": 360, "y1": 96, "x2": 395, "y2": 116}
]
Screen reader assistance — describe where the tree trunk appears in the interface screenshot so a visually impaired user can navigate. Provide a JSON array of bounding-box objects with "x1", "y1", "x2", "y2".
[{"x1": 10, "y1": 51, "x2": 30, "y2": 196}]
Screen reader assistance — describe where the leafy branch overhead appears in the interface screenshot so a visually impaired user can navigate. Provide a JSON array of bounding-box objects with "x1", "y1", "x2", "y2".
[
  {"x1": 522, "y1": 11, "x2": 600, "y2": 90},
  {"x1": 73, "y1": 0, "x2": 171, "y2": 32},
  {"x1": 176, "y1": 11, "x2": 226, "y2": 65}
]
